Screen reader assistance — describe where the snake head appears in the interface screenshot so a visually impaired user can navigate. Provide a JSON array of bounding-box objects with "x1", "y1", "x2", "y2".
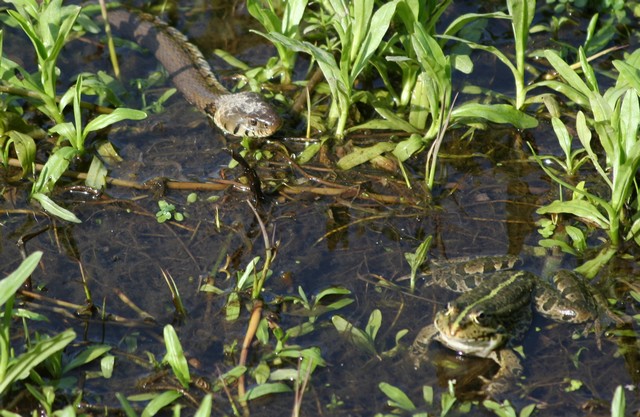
[{"x1": 213, "y1": 92, "x2": 282, "y2": 138}]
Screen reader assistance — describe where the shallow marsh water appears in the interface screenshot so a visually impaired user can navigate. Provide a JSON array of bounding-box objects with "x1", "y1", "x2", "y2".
[{"x1": 1, "y1": 1, "x2": 640, "y2": 416}]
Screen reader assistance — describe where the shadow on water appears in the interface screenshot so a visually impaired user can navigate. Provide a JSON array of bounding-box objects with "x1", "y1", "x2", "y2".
[{"x1": 1, "y1": 0, "x2": 640, "y2": 416}]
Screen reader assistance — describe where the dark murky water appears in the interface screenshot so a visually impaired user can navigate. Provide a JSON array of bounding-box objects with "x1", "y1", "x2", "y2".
[{"x1": 1, "y1": 1, "x2": 639, "y2": 416}]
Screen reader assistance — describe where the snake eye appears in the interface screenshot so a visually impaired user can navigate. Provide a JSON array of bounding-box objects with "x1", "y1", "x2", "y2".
[{"x1": 250, "y1": 119, "x2": 258, "y2": 126}]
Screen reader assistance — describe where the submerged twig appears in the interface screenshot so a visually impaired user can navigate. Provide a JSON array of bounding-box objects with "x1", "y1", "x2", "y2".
[
  {"x1": 237, "y1": 298, "x2": 263, "y2": 414},
  {"x1": 6, "y1": 146, "x2": 420, "y2": 205},
  {"x1": 291, "y1": 358, "x2": 313, "y2": 417},
  {"x1": 5, "y1": 157, "x2": 243, "y2": 192},
  {"x1": 114, "y1": 289, "x2": 156, "y2": 322},
  {"x1": 237, "y1": 200, "x2": 277, "y2": 412}
]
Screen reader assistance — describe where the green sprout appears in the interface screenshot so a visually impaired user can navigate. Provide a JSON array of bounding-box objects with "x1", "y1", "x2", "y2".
[{"x1": 156, "y1": 200, "x2": 185, "y2": 223}]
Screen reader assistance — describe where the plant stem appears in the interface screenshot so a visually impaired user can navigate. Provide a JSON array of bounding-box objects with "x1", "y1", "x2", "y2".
[
  {"x1": 247, "y1": 201, "x2": 276, "y2": 299},
  {"x1": 0, "y1": 298, "x2": 13, "y2": 383},
  {"x1": 238, "y1": 299, "x2": 263, "y2": 412}
]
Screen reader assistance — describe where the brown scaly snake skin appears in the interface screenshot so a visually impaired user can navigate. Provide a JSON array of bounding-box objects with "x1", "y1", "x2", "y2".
[{"x1": 107, "y1": 9, "x2": 282, "y2": 137}]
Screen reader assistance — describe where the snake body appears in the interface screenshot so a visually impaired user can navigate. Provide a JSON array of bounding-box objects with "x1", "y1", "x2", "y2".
[{"x1": 106, "y1": 9, "x2": 281, "y2": 137}]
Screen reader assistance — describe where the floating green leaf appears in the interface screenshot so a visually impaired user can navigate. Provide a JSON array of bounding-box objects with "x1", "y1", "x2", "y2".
[
  {"x1": 243, "y1": 382, "x2": 292, "y2": 401},
  {"x1": 163, "y1": 325, "x2": 190, "y2": 389},
  {"x1": 379, "y1": 382, "x2": 416, "y2": 411},
  {"x1": 452, "y1": 103, "x2": 538, "y2": 128},
  {"x1": 336, "y1": 142, "x2": 395, "y2": 170},
  {"x1": 0, "y1": 252, "x2": 42, "y2": 307}
]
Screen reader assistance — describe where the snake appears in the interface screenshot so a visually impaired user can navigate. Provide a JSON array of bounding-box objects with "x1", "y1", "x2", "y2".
[{"x1": 106, "y1": 9, "x2": 282, "y2": 137}]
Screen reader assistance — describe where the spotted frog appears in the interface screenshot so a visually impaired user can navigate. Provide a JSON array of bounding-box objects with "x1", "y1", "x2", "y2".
[{"x1": 411, "y1": 256, "x2": 598, "y2": 395}]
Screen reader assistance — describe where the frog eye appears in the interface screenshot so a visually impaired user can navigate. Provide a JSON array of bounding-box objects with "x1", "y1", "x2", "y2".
[{"x1": 472, "y1": 311, "x2": 486, "y2": 323}]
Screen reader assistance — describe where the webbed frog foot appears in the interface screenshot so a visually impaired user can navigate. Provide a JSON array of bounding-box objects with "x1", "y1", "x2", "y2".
[
  {"x1": 479, "y1": 349, "x2": 523, "y2": 397},
  {"x1": 410, "y1": 324, "x2": 439, "y2": 368}
]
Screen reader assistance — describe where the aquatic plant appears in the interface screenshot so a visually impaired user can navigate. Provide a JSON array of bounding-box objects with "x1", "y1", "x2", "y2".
[
  {"x1": 1, "y1": 0, "x2": 639, "y2": 415},
  {"x1": 531, "y1": 49, "x2": 640, "y2": 276},
  {"x1": 246, "y1": 0, "x2": 309, "y2": 84},
  {"x1": 260, "y1": 0, "x2": 400, "y2": 139},
  {"x1": 376, "y1": 380, "x2": 537, "y2": 417},
  {"x1": 0, "y1": 253, "x2": 69, "y2": 398},
  {"x1": 1, "y1": 0, "x2": 145, "y2": 222},
  {"x1": 252, "y1": 0, "x2": 540, "y2": 171},
  {"x1": 332, "y1": 309, "x2": 408, "y2": 359}
]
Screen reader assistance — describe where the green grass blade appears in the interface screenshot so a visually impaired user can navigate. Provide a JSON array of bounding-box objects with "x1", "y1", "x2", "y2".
[
  {"x1": 610, "y1": 91, "x2": 640, "y2": 214},
  {"x1": 115, "y1": 393, "x2": 139, "y2": 417},
  {"x1": 351, "y1": 0, "x2": 398, "y2": 81},
  {"x1": 619, "y1": 89, "x2": 640, "y2": 157},
  {"x1": 442, "y1": 12, "x2": 510, "y2": 38},
  {"x1": 409, "y1": 71, "x2": 433, "y2": 130},
  {"x1": 393, "y1": 135, "x2": 425, "y2": 162},
  {"x1": 575, "y1": 111, "x2": 610, "y2": 184},
  {"x1": 86, "y1": 155, "x2": 108, "y2": 190},
  {"x1": 62, "y1": 345, "x2": 111, "y2": 374},
  {"x1": 0, "y1": 252, "x2": 42, "y2": 307},
  {"x1": 611, "y1": 386, "x2": 625, "y2": 417},
  {"x1": 579, "y1": 47, "x2": 599, "y2": 94},
  {"x1": 544, "y1": 50, "x2": 592, "y2": 98},
  {"x1": 439, "y1": 34, "x2": 518, "y2": 81},
  {"x1": 6, "y1": 131, "x2": 36, "y2": 176},
  {"x1": 332, "y1": 315, "x2": 377, "y2": 355},
  {"x1": 589, "y1": 92, "x2": 613, "y2": 125},
  {"x1": 378, "y1": 382, "x2": 416, "y2": 411},
  {"x1": 38, "y1": 2, "x2": 81, "y2": 97},
  {"x1": 73, "y1": 75, "x2": 84, "y2": 150},
  {"x1": 48, "y1": 122, "x2": 77, "y2": 146},
  {"x1": 141, "y1": 390, "x2": 182, "y2": 417},
  {"x1": 550, "y1": 117, "x2": 573, "y2": 163},
  {"x1": 336, "y1": 142, "x2": 395, "y2": 170},
  {"x1": 574, "y1": 247, "x2": 617, "y2": 278},
  {"x1": 194, "y1": 394, "x2": 212, "y2": 417},
  {"x1": 31, "y1": 193, "x2": 81, "y2": 223},
  {"x1": 530, "y1": 80, "x2": 591, "y2": 107},
  {"x1": 0, "y1": 329, "x2": 76, "y2": 395},
  {"x1": 31, "y1": 146, "x2": 78, "y2": 194},
  {"x1": 361, "y1": 106, "x2": 421, "y2": 133},
  {"x1": 84, "y1": 108, "x2": 147, "y2": 133},
  {"x1": 40, "y1": 1, "x2": 80, "y2": 58},
  {"x1": 282, "y1": 0, "x2": 309, "y2": 35},
  {"x1": 260, "y1": 32, "x2": 348, "y2": 101},
  {"x1": 350, "y1": 0, "x2": 373, "y2": 63},
  {"x1": 507, "y1": 0, "x2": 535, "y2": 64},
  {"x1": 243, "y1": 382, "x2": 291, "y2": 401},
  {"x1": 451, "y1": 103, "x2": 538, "y2": 128},
  {"x1": 236, "y1": 257, "x2": 259, "y2": 291},
  {"x1": 365, "y1": 309, "x2": 381, "y2": 341},
  {"x1": 613, "y1": 60, "x2": 640, "y2": 96},
  {"x1": 537, "y1": 200, "x2": 609, "y2": 230},
  {"x1": 246, "y1": 0, "x2": 280, "y2": 32},
  {"x1": 5, "y1": 10, "x2": 47, "y2": 63},
  {"x1": 162, "y1": 325, "x2": 190, "y2": 389}
]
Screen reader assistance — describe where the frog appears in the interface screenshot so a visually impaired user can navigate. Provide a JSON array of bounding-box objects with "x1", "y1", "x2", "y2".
[{"x1": 410, "y1": 255, "x2": 598, "y2": 396}]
